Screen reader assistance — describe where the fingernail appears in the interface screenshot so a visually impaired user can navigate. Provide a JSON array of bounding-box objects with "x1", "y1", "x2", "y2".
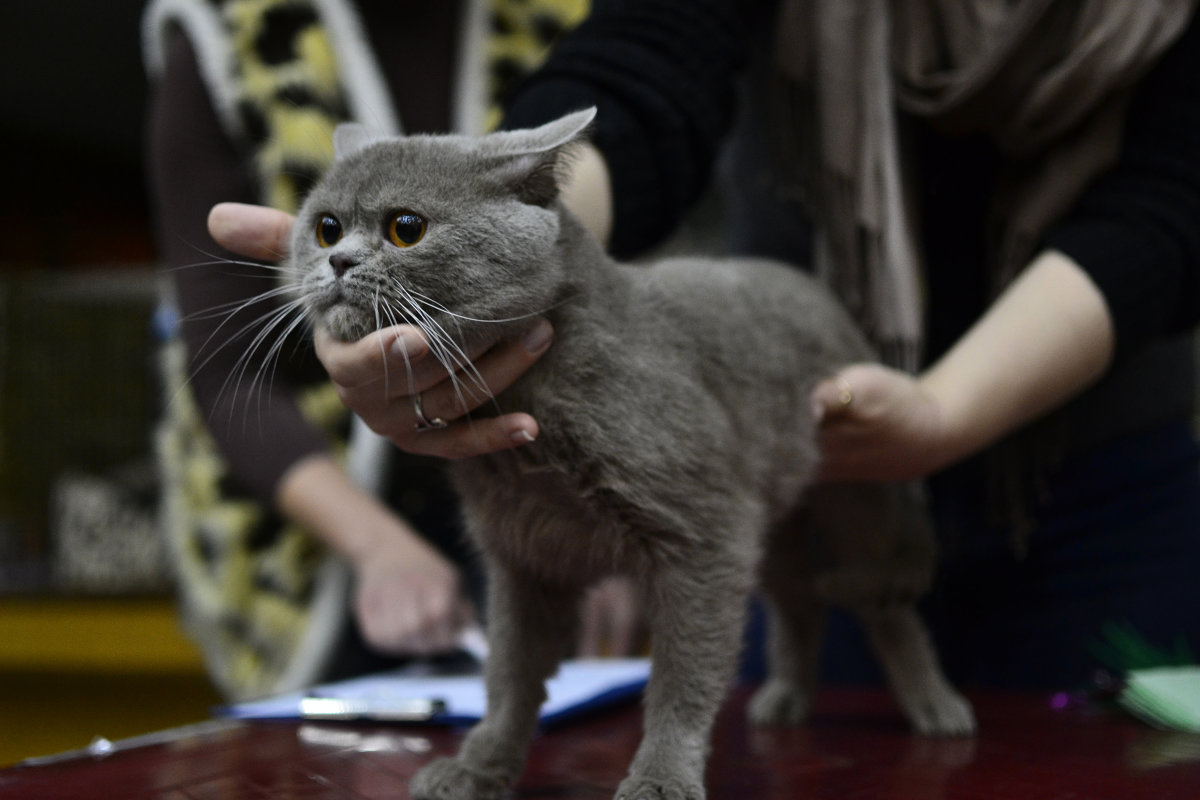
[
  {"x1": 510, "y1": 428, "x2": 537, "y2": 445},
  {"x1": 810, "y1": 395, "x2": 826, "y2": 425},
  {"x1": 522, "y1": 319, "x2": 553, "y2": 354},
  {"x1": 392, "y1": 329, "x2": 428, "y2": 360}
]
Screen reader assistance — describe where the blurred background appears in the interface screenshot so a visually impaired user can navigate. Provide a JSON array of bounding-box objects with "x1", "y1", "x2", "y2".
[{"x1": 0, "y1": 0, "x2": 221, "y2": 765}]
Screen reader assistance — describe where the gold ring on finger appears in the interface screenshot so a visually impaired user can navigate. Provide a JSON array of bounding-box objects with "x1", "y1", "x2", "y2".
[
  {"x1": 413, "y1": 391, "x2": 449, "y2": 432},
  {"x1": 836, "y1": 377, "x2": 854, "y2": 408}
]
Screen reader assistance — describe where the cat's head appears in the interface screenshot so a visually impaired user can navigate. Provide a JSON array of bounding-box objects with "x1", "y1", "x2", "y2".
[{"x1": 288, "y1": 107, "x2": 596, "y2": 346}]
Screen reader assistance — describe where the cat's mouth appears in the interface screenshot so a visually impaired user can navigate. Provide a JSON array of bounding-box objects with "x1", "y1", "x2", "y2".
[{"x1": 304, "y1": 285, "x2": 373, "y2": 342}]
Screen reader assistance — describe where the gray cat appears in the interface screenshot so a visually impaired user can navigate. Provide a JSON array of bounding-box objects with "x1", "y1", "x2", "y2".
[{"x1": 288, "y1": 108, "x2": 974, "y2": 800}]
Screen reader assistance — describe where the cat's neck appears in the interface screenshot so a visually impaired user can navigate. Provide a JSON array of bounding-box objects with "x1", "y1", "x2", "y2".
[{"x1": 551, "y1": 202, "x2": 630, "y2": 303}]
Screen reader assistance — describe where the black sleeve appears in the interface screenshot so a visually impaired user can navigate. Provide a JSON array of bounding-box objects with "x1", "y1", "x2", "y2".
[
  {"x1": 1044, "y1": 13, "x2": 1200, "y2": 359},
  {"x1": 502, "y1": 0, "x2": 765, "y2": 257}
]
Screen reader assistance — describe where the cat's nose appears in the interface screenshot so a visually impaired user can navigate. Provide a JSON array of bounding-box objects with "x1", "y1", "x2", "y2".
[{"x1": 329, "y1": 252, "x2": 358, "y2": 277}]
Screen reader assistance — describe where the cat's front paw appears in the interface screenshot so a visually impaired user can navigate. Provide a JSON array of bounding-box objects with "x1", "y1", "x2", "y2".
[
  {"x1": 747, "y1": 678, "x2": 812, "y2": 726},
  {"x1": 410, "y1": 756, "x2": 509, "y2": 800},
  {"x1": 615, "y1": 774, "x2": 705, "y2": 800}
]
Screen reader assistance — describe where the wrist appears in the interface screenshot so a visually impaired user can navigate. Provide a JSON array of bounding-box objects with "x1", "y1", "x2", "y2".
[
  {"x1": 915, "y1": 250, "x2": 1114, "y2": 470},
  {"x1": 914, "y1": 368, "x2": 983, "y2": 473}
]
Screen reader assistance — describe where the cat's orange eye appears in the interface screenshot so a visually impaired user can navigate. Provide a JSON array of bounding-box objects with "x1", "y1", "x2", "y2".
[
  {"x1": 388, "y1": 211, "x2": 426, "y2": 248},
  {"x1": 316, "y1": 215, "x2": 343, "y2": 248}
]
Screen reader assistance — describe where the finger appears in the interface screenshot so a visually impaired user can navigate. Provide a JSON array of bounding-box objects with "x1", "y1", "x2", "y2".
[
  {"x1": 394, "y1": 413, "x2": 539, "y2": 460},
  {"x1": 315, "y1": 325, "x2": 430, "y2": 389},
  {"x1": 810, "y1": 376, "x2": 854, "y2": 423},
  {"x1": 207, "y1": 203, "x2": 295, "y2": 261},
  {"x1": 454, "y1": 597, "x2": 477, "y2": 631},
  {"x1": 406, "y1": 319, "x2": 554, "y2": 424},
  {"x1": 413, "y1": 592, "x2": 470, "y2": 655}
]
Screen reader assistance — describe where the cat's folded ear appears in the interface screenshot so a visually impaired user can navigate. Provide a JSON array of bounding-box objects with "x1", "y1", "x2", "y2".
[
  {"x1": 486, "y1": 107, "x2": 598, "y2": 207},
  {"x1": 333, "y1": 123, "x2": 390, "y2": 160}
]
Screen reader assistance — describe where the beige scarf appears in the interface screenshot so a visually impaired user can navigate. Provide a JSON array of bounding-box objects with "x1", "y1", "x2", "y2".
[{"x1": 776, "y1": 0, "x2": 1196, "y2": 368}]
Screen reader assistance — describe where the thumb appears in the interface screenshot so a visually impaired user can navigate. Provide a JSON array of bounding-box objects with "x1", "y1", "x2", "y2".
[
  {"x1": 810, "y1": 373, "x2": 856, "y2": 423},
  {"x1": 208, "y1": 202, "x2": 296, "y2": 261}
]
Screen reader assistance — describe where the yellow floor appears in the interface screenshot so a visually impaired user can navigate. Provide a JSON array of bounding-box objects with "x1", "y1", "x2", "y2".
[{"x1": 0, "y1": 598, "x2": 222, "y2": 766}]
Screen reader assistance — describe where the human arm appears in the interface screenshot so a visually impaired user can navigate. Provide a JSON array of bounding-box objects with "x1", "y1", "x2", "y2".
[
  {"x1": 276, "y1": 454, "x2": 473, "y2": 653},
  {"x1": 813, "y1": 14, "x2": 1200, "y2": 483},
  {"x1": 812, "y1": 250, "x2": 1114, "y2": 482},
  {"x1": 502, "y1": 0, "x2": 758, "y2": 256}
]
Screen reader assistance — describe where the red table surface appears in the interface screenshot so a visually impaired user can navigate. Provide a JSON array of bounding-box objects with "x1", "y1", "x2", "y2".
[{"x1": 2, "y1": 686, "x2": 1198, "y2": 799}]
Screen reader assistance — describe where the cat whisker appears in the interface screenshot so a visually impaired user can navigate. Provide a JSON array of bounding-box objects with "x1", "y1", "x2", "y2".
[
  {"x1": 168, "y1": 240, "x2": 293, "y2": 275},
  {"x1": 377, "y1": 298, "x2": 425, "y2": 413},
  {"x1": 214, "y1": 296, "x2": 311, "y2": 432},
  {"x1": 246, "y1": 308, "x2": 313, "y2": 430},
  {"x1": 406, "y1": 287, "x2": 575, "y2": 325},
  {"x1": 381, "y1": 291, "x2": 472, "y2": 410},
  {"x1": 181, "y1": 284, "x2": 299, "y2": 323},
  {"x1": 386, "y1": 282, "x2": 499, "y2": 417},
  {"x1": 173, "y1": 279, "x2": 310, "y2": 433},
  {"x1": 187, "y1": 287, "x2": 305, "y2": 381},
  {"x1": 373, "y1": 287, "x2": 399, "y2": 398}
]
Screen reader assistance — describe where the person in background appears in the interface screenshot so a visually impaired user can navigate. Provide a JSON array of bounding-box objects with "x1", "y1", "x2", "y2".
[{"x1": 209, "y1": 0, "x2": 1200, "y2": 689}]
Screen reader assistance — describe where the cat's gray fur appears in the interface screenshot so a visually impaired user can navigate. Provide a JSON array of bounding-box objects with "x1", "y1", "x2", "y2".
[{"x1": 288, "y1": 108, "x2": 974, "y2": 800}]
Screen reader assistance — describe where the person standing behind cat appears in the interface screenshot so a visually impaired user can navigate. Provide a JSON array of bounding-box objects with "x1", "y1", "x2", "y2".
[
  {"x1": 143, "y1": 0, "x2": 639, "y2": 701},
  {"x1": 213, "y1": 0, "x2": 1200, "y2": 690}
]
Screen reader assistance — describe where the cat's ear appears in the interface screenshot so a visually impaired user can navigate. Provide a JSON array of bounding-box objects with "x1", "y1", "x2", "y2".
[
  {"x1": 333, "y1": 123, "x2": 389, "y2": 160},
  {"x1": 487, "y1": 107, "x2": 598, "y2": 207}
]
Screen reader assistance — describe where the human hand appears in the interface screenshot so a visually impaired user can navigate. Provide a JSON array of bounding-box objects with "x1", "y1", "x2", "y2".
[
  {"x1": 810, "y1": 363, "x2": 949, "y2": 483},
  {"x1": 313, "y1": 322, "x2": 552, "y2": 459},
  {"x1": 577, "y1": 576, "x2": 642, "y2": 657},
  {"x1": 276, "y1": 455, "x2": 475, "y2": 656},
  {"x1": 351, "y1": 531, "x2": 475, "y2": 656},
  {"x1": 208, "y1": 202, "x2": 551, "y2": 459}
]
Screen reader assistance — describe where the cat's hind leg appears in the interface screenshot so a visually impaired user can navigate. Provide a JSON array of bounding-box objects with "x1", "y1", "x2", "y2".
[
  {"x1": 747, "y1": 509, "x2": 828, "y2": 726},
  {"x1": 411, "y1": 562, "x2": 581, "y2": 800},
  {"x1": 747, "y1": 592, "x2": 827, "y2": 726},
  {"x1": 803, "y1": 483, "x2": 975, "y2": 736},
  {"x1": 854, "y1": 603, "x2": 976, "y2": 736}
]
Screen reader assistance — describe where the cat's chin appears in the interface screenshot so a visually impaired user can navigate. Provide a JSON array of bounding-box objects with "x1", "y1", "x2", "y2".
[{"x1": 319, "y1": 306, "x2": 373, "y2": 343}]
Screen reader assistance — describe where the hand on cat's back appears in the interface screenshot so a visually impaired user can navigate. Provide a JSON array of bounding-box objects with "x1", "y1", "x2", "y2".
[
  {"x1": 811, "y1": 363, "x2": 950, "y2": 483},
  {"x1": 208, "y1": 202, "x2": 551, "y2": 460}
]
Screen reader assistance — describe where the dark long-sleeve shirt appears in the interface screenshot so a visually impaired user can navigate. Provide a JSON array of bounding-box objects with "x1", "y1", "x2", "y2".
[{"x1": 504, "y1": 0, "x2": 1200, "y2": 364}]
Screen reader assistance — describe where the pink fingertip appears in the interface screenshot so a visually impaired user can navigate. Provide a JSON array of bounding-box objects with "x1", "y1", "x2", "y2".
[{"x1": 510, "y1": 428, "x2": 537, "y2": 445}]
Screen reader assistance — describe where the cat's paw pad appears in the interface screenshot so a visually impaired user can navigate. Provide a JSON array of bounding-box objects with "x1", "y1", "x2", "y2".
[
  {"x1": 615, "y1": 774, "x2": 704, "y2": 800},
  {"x1": 905, "y1": 689, "x2": 976, "y2": 737},
  {"x1": 410, "y1": 757, "x2": 509, "y2": 800},
  {"x1": 747, "y1": 679, "x2": 811, "y2": 726}
]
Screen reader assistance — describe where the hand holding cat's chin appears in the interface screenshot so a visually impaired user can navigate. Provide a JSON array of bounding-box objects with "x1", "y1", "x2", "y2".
[{"x1": 312, "y1": 321, "x2": 553, "y2": 460}]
